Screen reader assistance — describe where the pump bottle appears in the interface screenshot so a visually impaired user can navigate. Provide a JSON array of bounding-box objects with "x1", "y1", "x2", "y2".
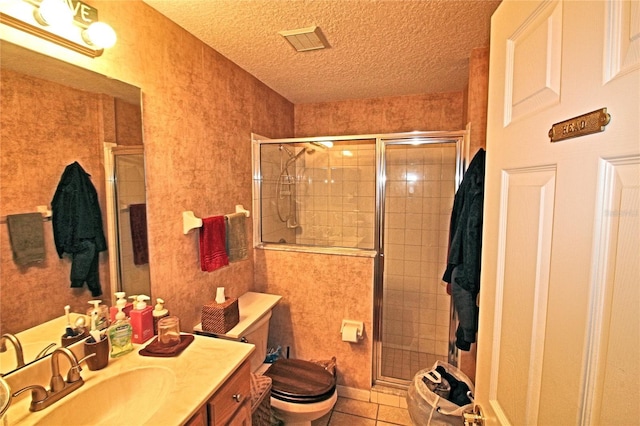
[
  {"x1": 87, "y1": 300, "x2": 109, "y2": 331},
  {"x1": 110, "y1": 292, "x2": 133, "y2": 322},
  {"x1": 152, "y1": 298, "x2": 170, "y2": 335},
  {"x1": 108, "y1": 305, "x2": 133, "y2": 358},
  {"x1": 130, "y1": 295, "x2": 154, "y2": 343}
]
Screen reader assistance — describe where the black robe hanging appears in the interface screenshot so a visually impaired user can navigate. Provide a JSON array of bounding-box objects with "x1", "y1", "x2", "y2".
[
  {"x1": 51, "y1": 162, "x2": 107, "y2": 297},
  {"x1": 442, "y1": 149, "x2": 486, "y2": 350}
]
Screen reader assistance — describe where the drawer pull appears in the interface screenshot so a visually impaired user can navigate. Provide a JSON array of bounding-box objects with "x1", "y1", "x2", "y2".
[{"x1": 232, "y1": 393, "x2": 242, "y2": 403}]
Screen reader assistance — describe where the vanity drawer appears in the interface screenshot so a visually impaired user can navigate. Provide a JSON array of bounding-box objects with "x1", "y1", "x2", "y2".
[{"x1": 208, "y1": 360, "x2": 251, "y2": 426}]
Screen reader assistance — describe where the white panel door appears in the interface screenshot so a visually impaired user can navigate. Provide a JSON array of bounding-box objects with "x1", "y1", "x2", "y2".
[{"x1": 475, "y1": 1, "x2": 639, "y2": 425}]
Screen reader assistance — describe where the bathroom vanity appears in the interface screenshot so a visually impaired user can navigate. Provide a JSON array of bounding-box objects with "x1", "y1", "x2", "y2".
[
  {"x1": 186, "y1": 360, "x2": 251, "y2": 426},
  {"x1": 3, "y1": 334, "x2": 254, "y2": 425}
]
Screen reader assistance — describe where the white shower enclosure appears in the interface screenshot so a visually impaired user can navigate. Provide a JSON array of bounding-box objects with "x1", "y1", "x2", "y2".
[{"x1": 252, "y1": 131, "x2": 465, "y2": 386}]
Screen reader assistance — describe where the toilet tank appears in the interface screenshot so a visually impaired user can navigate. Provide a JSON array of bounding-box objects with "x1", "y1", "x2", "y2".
[
  {"x1": 193, "y1": 292, "x2": 281, "y2": 373},
  {"x1": 243, "y1": 310, "x2": 271, "y2": 372}
]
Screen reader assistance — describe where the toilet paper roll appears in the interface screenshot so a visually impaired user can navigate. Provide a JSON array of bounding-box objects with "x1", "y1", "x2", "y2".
[{"x1": 341, "y1": 324, "x2": 359, "y2": 343}]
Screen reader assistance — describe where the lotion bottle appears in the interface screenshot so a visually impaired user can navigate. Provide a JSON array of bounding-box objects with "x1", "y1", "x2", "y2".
[
  {"x1": 130, "y1": 295, "x2": 154, "y2": 343},
  {"x1": 108, "y1": 306, "x2": 133, "y2": 358},
  {"x1": 152, "y1": 298, "x2": 170, "y2": 335}
]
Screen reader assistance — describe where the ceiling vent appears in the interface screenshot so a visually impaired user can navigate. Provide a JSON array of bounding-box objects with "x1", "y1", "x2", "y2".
[{"x1": 279, "y1": 26, "x2": 330, "y2": 52}]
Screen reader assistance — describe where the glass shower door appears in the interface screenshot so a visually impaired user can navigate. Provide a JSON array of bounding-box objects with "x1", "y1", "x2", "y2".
[
  {"x1": 113, "y1": 148, "x2": 151, "y2": 297},
  {"x1": 376, "y1": 137, "x2": 462, "y2": 386}
]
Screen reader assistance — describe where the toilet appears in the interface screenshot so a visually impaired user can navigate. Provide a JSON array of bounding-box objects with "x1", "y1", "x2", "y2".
[
  {"x1": 265, "y1": 358, "x2": 337, "y2": 426},
  {"x1": 194, "y1": 292, "x2": 337, "y2": 426}
]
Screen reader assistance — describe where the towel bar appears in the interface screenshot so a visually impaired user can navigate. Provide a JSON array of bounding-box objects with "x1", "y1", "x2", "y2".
[{"x1": 182, "y1": 205, "x2": 250, "y2": 234}]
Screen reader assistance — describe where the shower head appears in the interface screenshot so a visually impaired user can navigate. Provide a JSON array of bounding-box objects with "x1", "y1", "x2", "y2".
[
  {"x1": 279, "y1": 144, "x2": 295, "y2": 159},
  {"x1": 293, "y1": 148, "x2": 306, "y2": 161},
  {"x1": 280, "y1": 144, "x2": 309, "y2": 161},
  {"x1": 309, "y1": 141, "x2": 332, "y2": 150}
]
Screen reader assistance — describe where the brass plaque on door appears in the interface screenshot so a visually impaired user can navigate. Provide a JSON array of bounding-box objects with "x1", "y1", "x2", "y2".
[{"x1": 548, "y1": 108, "x2": 611, "y2": 142}]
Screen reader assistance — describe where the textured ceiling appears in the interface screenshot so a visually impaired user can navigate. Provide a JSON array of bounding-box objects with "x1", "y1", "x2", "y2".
[{"x1": 143, "y1": 0, "x2": 501, "y2": 104}]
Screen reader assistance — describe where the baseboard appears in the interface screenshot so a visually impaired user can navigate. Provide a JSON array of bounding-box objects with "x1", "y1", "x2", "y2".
[{"x1": 336, "y1": 384, "x2": 408, "y2": 409}]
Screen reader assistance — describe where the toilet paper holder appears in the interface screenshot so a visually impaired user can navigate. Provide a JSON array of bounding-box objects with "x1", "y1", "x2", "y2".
[{"x1": 340, "y1": 320, "x2": 364, "y2": 341}]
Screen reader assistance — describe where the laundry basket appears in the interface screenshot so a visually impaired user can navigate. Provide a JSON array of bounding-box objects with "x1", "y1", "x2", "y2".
[
  {"x1": 250, "y1": 373, "x2": 272, "y2": 426},
  {"x1": 406, "y1": 360, "x2": 474, "y2": 426}
]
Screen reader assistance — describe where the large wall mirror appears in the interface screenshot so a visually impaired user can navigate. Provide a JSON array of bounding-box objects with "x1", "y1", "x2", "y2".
[{"x1": 0, "y1": 41, "x2": 149, "y2": 375}]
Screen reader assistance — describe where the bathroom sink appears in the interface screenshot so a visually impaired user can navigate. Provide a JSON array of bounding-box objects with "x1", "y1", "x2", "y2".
[{"x1": 34, "y1": 366, "x2": 175, "y2": 425}]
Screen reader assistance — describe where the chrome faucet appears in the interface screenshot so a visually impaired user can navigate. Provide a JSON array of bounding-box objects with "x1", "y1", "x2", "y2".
[
  {"x1": 0, "y1": 333, "x2": 25, "y2": 370},
  {"x1": 12, "y1": 347, "x2": 95, "y2": 412}
]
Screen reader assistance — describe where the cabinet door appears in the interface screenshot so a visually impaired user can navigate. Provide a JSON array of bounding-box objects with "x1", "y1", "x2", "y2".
[
  {"x1": 208, "y1": 361, "x2": 251, "y2": 426},
  {"x1": 185, "y1": 405, "x2": 208, "y2": 426},
  {"x1": 226, "y1": 400, "x2": 251, "y2": 426}
]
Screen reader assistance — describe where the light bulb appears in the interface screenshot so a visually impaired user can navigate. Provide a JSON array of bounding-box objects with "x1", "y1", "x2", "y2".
[
  {"x1": 82, "y1": 22, "x2": 117, "y2": 49},
  {"x1": 35, "y1": 0, "x2": 74, "y2": 27}
]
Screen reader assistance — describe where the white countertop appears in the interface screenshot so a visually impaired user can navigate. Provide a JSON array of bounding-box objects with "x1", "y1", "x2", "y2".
[
  {"x1": 5, "y1": 334, "x2": 254, "y2": 425},
  {"x1": 193, "y1": 291, "x2": 282, "y2": 340}
]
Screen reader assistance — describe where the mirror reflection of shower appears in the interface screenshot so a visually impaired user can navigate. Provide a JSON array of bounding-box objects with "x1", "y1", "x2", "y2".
[{"x1": 276, "y1": 144, "x2": 316, "y2": 229}]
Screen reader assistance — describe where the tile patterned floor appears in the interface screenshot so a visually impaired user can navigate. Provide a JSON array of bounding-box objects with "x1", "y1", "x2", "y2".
[{"x1": 311, "y1": 397, "x2": 413, "y2": 426}]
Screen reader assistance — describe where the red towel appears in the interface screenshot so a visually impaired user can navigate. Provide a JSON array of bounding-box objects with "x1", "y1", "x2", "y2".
[{"x1": 199, "y1": 216, "x2": 229, "y2": 272}]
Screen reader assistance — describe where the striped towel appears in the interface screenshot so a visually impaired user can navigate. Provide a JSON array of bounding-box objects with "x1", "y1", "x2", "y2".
[{"x1": 199, "y1": 216, "x2": 229, "y2": 272}]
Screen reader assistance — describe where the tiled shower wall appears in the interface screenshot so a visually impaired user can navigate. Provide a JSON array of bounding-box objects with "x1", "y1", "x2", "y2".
[
  {"x1": 259, "y1": 146, "x2": 296, "y2": 244},
  {"x1": 381, "y1": 143, "x2": 457, "y2": 377},
  {"x1": 259, "y1": 141, "x2": 376, "y2": 249},
  {"x1": 298, "y1": 141, "x2": 375, "y2": 249}
]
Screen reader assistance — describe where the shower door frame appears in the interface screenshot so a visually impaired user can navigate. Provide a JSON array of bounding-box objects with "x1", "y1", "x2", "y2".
[
  {"x1": 103, "y1": 144, "x2": 149, "y2": 298},
  {"x1": 373, "y1": 131, "x2": 466, "y2": 388}
]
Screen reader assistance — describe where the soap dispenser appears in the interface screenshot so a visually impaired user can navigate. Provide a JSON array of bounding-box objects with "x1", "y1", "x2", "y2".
[
  {"x1": 110, "y1": 292, "x2": 133, "y2": 322},
  {"x1": 152, "y1": 298, "x2": 170, "y2": 335},
  {"x1": 108, "y1": 305, "x2": 134, "y2": 358},
  {"x1": 87, "y1": 300, "x2": 109, "y2": 331},
  {"x1": 130, "y1": 295, "x2": 154, "y2": 343}
]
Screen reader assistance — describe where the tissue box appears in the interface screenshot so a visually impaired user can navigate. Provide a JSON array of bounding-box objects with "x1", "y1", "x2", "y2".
[{"x1": 201, "y1": 297, "x2": 239, "y2": 334}]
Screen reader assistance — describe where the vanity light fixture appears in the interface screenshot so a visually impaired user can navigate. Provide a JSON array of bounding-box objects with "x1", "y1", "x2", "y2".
[
  {"x1": 81, "y1": 20, "x2": 116, "y2": 48},
  {"x1": 0, "y1": 0, "x2": 117, "y2": 57},
  {"x1": 34, "y1": 0, "x2": 73, "y2": 27}
]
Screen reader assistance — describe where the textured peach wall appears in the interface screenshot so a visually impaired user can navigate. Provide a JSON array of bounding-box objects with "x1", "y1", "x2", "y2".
[
  {"x1": 126, "y1": 11, "x2": 293, "y2": 330},
  {"x1": 466, "y1": 47, "x2": 490, "y2": 158},
  {"x1": 0, "y1": 71, "x2": 111, "y2": 333},
  {"x1": 294, "y1": 91, "x2": 465, "y2": 137},
  {"x1": 254, "y1": 249, "x2": 374, "y2": 389},
  {"x1": 115, "y1": 98, "x2": 143, "y2": 146},
  {"x1": 1, "y1": 1, "x2": 294, "y2": 335}
]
